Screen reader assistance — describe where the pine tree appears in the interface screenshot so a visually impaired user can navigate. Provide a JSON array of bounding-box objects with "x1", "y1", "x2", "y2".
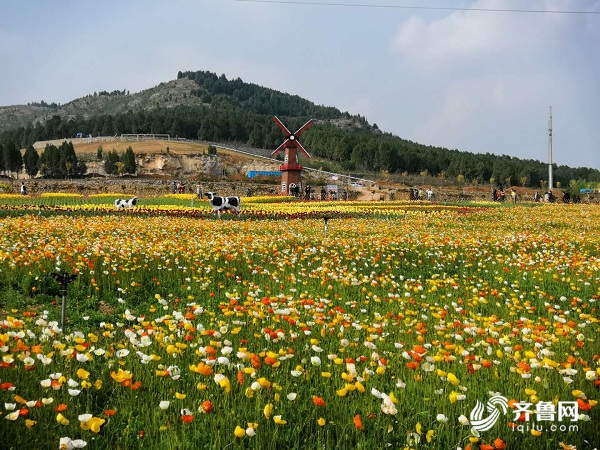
[
  {"x1": 122, "y1": 146, "x2": 137, "y2": 174},
  {"x1": 3, "y1": 141, "x2": 23, "y2": 178},
  {"x1": 23, "y1": 144, "x2": 39, "y2": 177}
]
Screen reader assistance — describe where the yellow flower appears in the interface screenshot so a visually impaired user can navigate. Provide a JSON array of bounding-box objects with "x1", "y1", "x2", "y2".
[
  {"x1": 416, "y1": 422, "x2": 422, "y2": 435},
  {"x1": 273, "y1": 415, "x2": 287, "y2": 425},
  {"x1": 234, "y1": 425, "x2": 246, "y2": 438},
  {"x1": 218, "y1": 377, "x2": 231, "y2": 393},
  {"x1": 25, "y1": 419, "x2": 37, "y2": 428},
  {"x1": 80, "y1": 416, "x2": 106, "y2": 433},
  {"x1": 56, "y1": 413, "x2": 70, "y2": 425},
  {"x1": 317, "y1": 417, "x2": 326, "y2": 426},
  {"x1": 531, "y1": 429, "x2": 542, "y2": 437},
  {"x1": 571, "y1": 390, "x2": 585, "y2": 399},
  {"x1": 447, "y1": 373, "x2": 460, "y2": 386},
  {"x1": 175, "y1": 392, "x2": 186, "y2": 400},
  {"x1": 264, "y1": 403, "x2": 273, "y2": 419},
  {"x1": 426, "y1": 430, "x2": 434, "y2": 443},
  {"x1": 110, "y1": 369, "x2": 132, "y2": 383}
]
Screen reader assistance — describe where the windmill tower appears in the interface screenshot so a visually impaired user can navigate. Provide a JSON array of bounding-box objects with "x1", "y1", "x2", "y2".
[{"x1": 271, "y1": 116, "x2": 314, "y2": 196}]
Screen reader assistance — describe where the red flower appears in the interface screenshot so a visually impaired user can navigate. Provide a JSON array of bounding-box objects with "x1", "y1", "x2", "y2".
[
  {"x1": 313, "y1": 396, "x2": 326, "y2": 407},
  {"x1": 577, "y1": 398, "x2": 591, "y2": 411}
]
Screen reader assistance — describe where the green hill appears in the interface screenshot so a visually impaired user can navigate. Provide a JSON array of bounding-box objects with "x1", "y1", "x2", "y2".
[{"x1": 0, "y1": 69, "x2": 598, "y2": 189}]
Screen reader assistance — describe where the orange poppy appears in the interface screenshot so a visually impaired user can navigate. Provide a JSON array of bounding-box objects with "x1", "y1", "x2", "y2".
[
  {"x1": 494, "y1": 438, "x2": 506, "y2": 449},
  {"x1": 313, "y1": 396, "x2": 326, "y2": 407},
  {"x1": 201, "y1": 400, "x2": 213, "y2": 413},
  {"x1": 353, "y1": 414, "x2": 363, "y2": 430}
]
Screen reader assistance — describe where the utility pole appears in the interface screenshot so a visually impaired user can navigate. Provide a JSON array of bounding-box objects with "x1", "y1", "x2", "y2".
[{"x1": 548, "y1": 106, "x2": 553, "y2": 191}]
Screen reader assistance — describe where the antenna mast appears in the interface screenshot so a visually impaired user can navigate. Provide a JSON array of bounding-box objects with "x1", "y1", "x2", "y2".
[{"x1": 548, "y1": 106, "x2": 553, "y2": 190}]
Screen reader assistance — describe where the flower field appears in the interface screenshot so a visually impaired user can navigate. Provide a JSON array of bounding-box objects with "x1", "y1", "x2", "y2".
[{"x1": 0, "y1": 199, "x2": 598, "y2": 449}]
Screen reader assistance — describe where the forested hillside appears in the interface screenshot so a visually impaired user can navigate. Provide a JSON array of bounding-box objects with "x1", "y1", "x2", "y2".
[{"x1": 1, "y1": 69, "x2": 598, "y2": 188}]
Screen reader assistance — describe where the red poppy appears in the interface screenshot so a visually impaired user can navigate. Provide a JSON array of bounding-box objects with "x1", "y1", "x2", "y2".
[{"x1": 353, "y1": 414, "x2": 363, "y2": 430}]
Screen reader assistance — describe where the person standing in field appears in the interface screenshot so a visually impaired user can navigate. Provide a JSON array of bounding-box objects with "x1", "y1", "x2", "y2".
[
  {"x1": 426, "y1": 187, "x2": 433, "y2": 201},
  {"x1": 510, "y1": 189, "x2": 517, "y2": 204},
  {"x1": 20, "y1": 183, "x2": 27, "y2": 195}
]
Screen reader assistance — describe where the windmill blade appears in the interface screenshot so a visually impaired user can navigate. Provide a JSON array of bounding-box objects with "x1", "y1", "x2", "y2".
[
  {"x1": 273, "y1": 116, "x2": 291, "y2": 137},
  {"x1": 270, "y1": 139, "x2": 290, "y2": 156},
  {"x1": 295, "y1": 140, "x2": 312, "y2": 159},
  {"x1": 294, "y1": 119, "x2": 315, "y2": 137}
]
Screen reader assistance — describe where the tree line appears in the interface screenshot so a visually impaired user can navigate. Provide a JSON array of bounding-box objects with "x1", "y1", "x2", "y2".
[
  {"x1": 0, "y1": 69, "x2": 598, "y2": 188},
  {"x1": 0, "y1": 141, "x2": 137, "y2": 179}
]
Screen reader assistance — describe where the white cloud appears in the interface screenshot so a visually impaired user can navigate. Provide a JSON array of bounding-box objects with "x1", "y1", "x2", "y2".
[{"x1": 391, "y1": 0, "x2": 575, "y2": 69}]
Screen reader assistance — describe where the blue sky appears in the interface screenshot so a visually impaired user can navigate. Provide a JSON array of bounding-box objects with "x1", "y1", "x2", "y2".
[{"x1": 1, "y1": 0, "x2": 598, "y2": 169}]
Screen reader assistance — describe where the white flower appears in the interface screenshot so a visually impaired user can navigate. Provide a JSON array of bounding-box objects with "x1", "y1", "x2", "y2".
[
  {"x1": 78, "y1": 414, "x2": 93, "y2": 422},
  {"x1": 436, "y1": 414, "x2": 449, "y2": 423},
  {"x1": 68, "y1": 389, "x2": 81, "y2": 396},
  {"x1": 310, "y1": 356, "x2": 321, "y2": 366},
  {"x1": 577, "y1": 414, "x2": 591, "y2": 421},
  {"x1": 585, "y1": 370, "x2": 597, "y2": 381},
  {"x1": 159, "y1": 401, "x2": 170, "y2": 410},
  {"x1": 458, "y1": 415, "x2": 470, "y2": 426},
  {"x1": 5, "y1": 411, "x2": 20, "y2": 421},
  {"x1": 213, "y1": 373, "x2": 226, "y2": 384},
  {"x1": 76, "y1": 353, "x2": 89, "y2": 362},
  {"x1": 115, "y1": 349, "x2": 130, "y2": 358},
  {"x1": 422, "y1": 362, "x2": 435, "y2": 372},
  {"x1": 4, "y1": 403, "x2": 16, "y2": 411},
  {"x1": 245, "y1": 427, "x2": 256, "y2": 437},
  {"x1": 59, "y1": 437, "x2": 88, "y2": 449},
  {"x1": 286, "y1": 393, "x2": 297, "y2": 401}
]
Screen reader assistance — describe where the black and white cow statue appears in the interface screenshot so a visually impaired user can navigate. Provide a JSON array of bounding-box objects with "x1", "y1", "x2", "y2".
[
  {"x1": 114, "y1": 197, "x2": 139, "y2": 209},
  {"x1": 205, "y1": 192, "x2": 240, "y2": 218}
]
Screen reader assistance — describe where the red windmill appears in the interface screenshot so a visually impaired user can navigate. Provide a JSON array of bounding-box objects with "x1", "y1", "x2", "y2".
[{"x1": 271, "y1": 116, "x2": 314, "y2": 196}]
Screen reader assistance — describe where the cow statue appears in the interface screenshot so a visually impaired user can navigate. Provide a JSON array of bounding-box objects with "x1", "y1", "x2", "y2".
[
  {"x1": 114, "y1": 197, "x2": 139, "y2": 209},
  {"x1": 205, "y1": 192, "x2": 240, "y2": 218}
]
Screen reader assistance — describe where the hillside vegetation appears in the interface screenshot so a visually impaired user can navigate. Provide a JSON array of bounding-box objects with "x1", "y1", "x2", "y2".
[{"x1": 0, "y1": 70, "x2": 598, "y2": 189}]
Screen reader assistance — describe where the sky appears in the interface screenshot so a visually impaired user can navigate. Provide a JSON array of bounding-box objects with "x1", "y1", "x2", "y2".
[{"x1": 1, "y1": 0, "x2": 599, "y2": 169}]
